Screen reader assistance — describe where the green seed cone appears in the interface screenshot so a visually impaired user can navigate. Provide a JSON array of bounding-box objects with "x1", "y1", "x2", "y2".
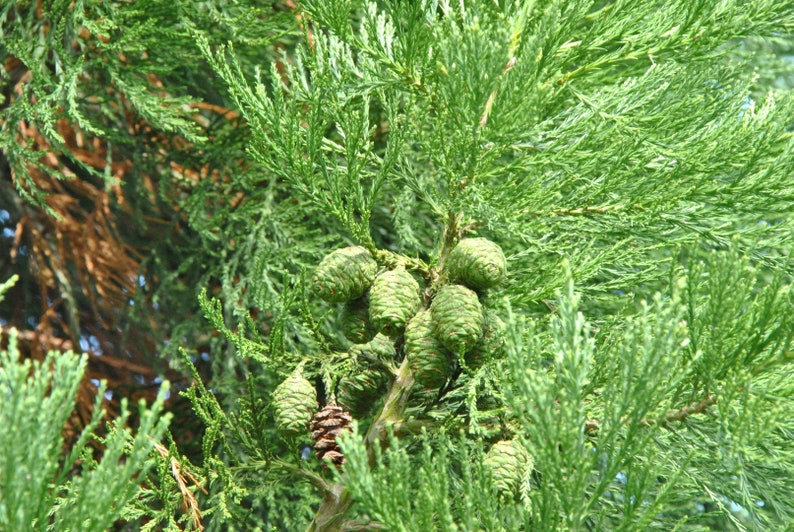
[
  {"x1": 313, "y1": 246, "x2": 377, "y2": 303},
  {"x1": 349, "y1": 333, "x2": 396, "y2": 361},
  {"x1": 447, "y1": 238, "x2": 507, "y2": 290},
  {"x1": 339, "y1": 296, "x2": 375, "y2": 344},
  {"x1": 337, "y1": 367, "x2": 388, "y2": 418},
  {"x1": 464, "y1": 309, "x2": 506, "y2": 370},
  {"x1": 430, "y1": 284, "x2": 484, "y2": 355},
  {"x1": 484, "y1": 439, "x2": 532, "y2": 497},
  {"x1": 273, "y1": 367, "x2": 317, "y2": 434},
  {"x1": 405, "y1": 310, "x2": 454, "y2": 393},
  {"x1": 369, "y1": 268, "x2": 422, "y2": 336}
]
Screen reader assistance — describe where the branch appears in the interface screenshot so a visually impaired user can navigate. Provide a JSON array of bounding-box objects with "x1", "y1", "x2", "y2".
[
  {"x1": 0, "y1": 325, "x2": 157, "y2": 376},
  {"x1": 290, "y1": 463, "x2": 333, "y2": 494},
  {"x1": 151, "y1": 439, "x2": 206, "y2": 531},
  {"x1": 585, "y1": 395, "x2": 717, "y2": 436},
  {"x1": 479, "y1": 18, "x2": 523, "y2": 129},
  {"x1": 543, "y1": 204, "x2": 633, "y2": 217},
  {"x1": 656, "y1": 394, "x2": 717, "y2": 426},
  {"x1": 373, "y1": 249, "x2": 430, "y2": 277},
  {"x1": 432, "y1": 211, "x2": 470, "y2": 290},
  {"x1": 341, "y1": 519, "x2": 387, "y2": 531},
  {"x1": 479, "y1": 57, "x2": 516, "y2": 128},
  {"x1": 306, "y1": 352, "x2": 417, "y2": 532},
  {"x1": 353, "y1": 351, "x2": 398, "y2": 377}
]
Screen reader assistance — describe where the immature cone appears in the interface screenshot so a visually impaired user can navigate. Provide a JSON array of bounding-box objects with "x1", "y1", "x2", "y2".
[
  {"x1": 339, "y1": 296, "x2": 375, "y2": 344},
  {"x1": 349, "y1": 333, "x2": 396, "y2": 362},
  {"x1": 447, "y1": 237, "x2": 507, "y2": 290},
  {"x1": 272, "y1": 367, "x2": 317, "y2": 434},
  {"x1": 313, "y1": 246, "x2": 377, "y2": 303},
  {"x1": 430, "y1": 284, "x2": 484, "y2": 355},
  {"x1": 368, "y1": 268, "x2": 422, "y2": 336},
  {"x1": 464, "y1": 309, "x2": 507, "y2": 370},
  {"x1": 310, "y1": 404, "x2": 353, "y2": 467},
  {"x1": 405, "y1": 310, "x2": 454, "y2": 394},
  {"x1": 484, "y1": 439, "x2": 532, "y2": 497},
  {"x1": 337, "y1": 367, "x2": 388, "y2": 418}
]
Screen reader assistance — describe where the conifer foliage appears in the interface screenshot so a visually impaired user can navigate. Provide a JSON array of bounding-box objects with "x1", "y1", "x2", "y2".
[
  {"x1": 0, "y1": 277, "x2": 183, "y2": 530},
  {"x1": 2, "y1": 0, "x2": 794, "y2": 531},
  {"x1": 190, "y1": 1, "x2": 794, "y2": 529}
]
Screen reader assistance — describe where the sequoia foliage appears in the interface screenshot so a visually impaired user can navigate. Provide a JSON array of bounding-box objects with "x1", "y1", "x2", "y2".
[{"x1": 2, "y1": 1, "x2": 794, "y2": 531}]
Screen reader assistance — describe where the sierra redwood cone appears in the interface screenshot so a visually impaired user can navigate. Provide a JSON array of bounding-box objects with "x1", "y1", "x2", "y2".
[
  {"x1": 312, "y1": 246, "x2": 377, "y2": 303},
  {"x1": 310, "y1": 403, "x2": 353, "y2": 467}
]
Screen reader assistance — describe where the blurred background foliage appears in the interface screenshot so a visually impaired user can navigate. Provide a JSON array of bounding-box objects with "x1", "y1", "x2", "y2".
[{"x1": 1, "y1": 0, "x2": 305, "y2": 461}]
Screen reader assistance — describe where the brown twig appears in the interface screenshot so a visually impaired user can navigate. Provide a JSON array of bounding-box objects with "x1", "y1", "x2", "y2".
[
  {"x1": 151, "y1": 440, "x2": 207, "y2": 531},
  {"x1": 480, "y1": 57, "x2": 517, "y2": 128},
  {"x1": 585, "y1": 395, "x2": 717, "y2": 437},
  {"x1": 0, "y1": 325, "x2": 158, "y2": 377},
  {"x1": 655, "y1": 394, "x2": 717, "y2": 426},
  {"x1": 544, "y1": 204, "x2": 631, "y2": 217}
]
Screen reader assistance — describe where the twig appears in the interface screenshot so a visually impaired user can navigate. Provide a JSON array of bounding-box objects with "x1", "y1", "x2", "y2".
[
  {"x1": 151, "y1": 439, "x2": 207, "y2": 531},
  {"x1": 1, "y1": 326, "x2": 77, "y2": 352},
  {"x1": 585, "y1": 395, "x2": 717, "y2": 436},
  {"x1": 274, "y1": 459, "x2": 334, "y2": 494},
  {"x1": 480, "y1": 57, "x2": 517, "y2": 128},
  {"x1": 341, "y1": 519, "x2": 388, "y2": 531},
  {"x1": 0, "y1": 325, "x2": 158, "y2": 376},
  {"x1": 544, "y1": 204, "x2": 631, "y2": 217},
  {"x1": 655, "y1": 394, "x2": 717, "y2": 427},
  {"x1": 374, "y1": 249, "x2": 430, "y2": 277},
  {"x1": 432, "y1": 211, "x2": 465, "y2": 288},
  {"x1": 353, "y1": 351, "x2": 398, "y2": 377}
]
